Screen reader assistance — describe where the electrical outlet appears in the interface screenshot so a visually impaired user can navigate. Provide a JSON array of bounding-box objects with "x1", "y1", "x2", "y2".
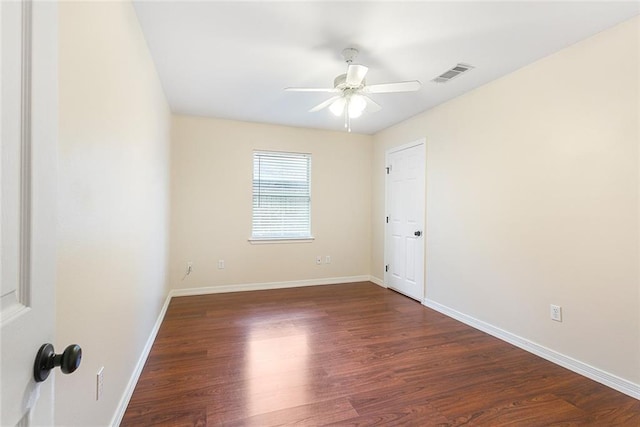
[
  {"x1": 316, "y1": 256, "x2": 322, "y2": 265},
  {"x1": 96, "y1": 367, "x2": 104, "y2": 401},
  {"x1": 550, "y1": 304, "x2": 562, "y2": 322},
  {"x1": 325, "y1": 255, "x2": 331, "y2": 264},
  {"x1": 218, "y1": 260, "x2": 225, "y2": 269},
  {"x1": 186, "y1": 262, "x2": 193, "y2": 275}
]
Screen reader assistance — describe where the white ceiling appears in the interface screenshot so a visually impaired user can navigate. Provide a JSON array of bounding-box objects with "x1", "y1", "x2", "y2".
[{"x1": 133, "y1": 1, "x2": 639, "y2": 135}]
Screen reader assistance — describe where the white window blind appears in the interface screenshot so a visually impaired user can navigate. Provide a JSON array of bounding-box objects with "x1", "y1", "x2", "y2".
[{"x1": 252, "y1": 151, "x2": 311, "y2": 239}]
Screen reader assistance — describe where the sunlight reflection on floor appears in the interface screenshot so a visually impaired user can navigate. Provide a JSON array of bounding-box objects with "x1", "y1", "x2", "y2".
[{"x1": 246, "y1": 322, "x2": 310, "y2": 415}]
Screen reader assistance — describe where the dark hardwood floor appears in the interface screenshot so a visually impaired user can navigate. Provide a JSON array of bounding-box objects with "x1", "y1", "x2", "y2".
[{"x1": 122, "y1": 282, "x2": 640, "y2": 426}]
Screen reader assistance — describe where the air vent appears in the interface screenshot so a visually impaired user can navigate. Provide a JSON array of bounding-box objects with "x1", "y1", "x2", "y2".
[{"x1": 431, "y1": 63, "x2": 474, "y2": 83}]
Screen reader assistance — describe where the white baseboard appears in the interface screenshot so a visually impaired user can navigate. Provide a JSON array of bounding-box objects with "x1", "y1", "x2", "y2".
[
  {"x1": 110, "y1": 293, "x2": 172, "y2": 427},
  {"x1": 368, "y1": 275, "x2": 386, "y2": 288},
  {"x1": 170, "y1": 275, "x2": 372, "y2": 297},
  {"x1": 423, "y1": 298, "x2": 640, "y2": 400}
]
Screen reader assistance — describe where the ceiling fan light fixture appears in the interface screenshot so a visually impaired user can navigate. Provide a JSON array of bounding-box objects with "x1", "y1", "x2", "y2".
[
  {"x1": 329, "y1": 97, "x2": 346, "y2": 116},
  {"x1": 348, "y1": 94, "x2": 366, "y2": 118}
]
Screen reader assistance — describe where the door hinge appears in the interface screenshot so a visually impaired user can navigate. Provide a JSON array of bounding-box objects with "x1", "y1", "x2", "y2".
[
  {"x1": 386, "y1": 165, "x2": 391, "y2": 174},
  {"x1": 385, "y1": 264, "x2": 389, "y2": 272},
  {"x1": 386, "y1": 216, "x2": 389, "y2": 223}
]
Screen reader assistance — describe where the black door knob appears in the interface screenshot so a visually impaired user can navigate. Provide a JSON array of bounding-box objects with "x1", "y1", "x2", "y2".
[
  {"x1": 34, "y1": 343, "x2": 82, "y2": 383},
  {"x1": 414, "y1": 231, "x2": 422, "y2": 237}
]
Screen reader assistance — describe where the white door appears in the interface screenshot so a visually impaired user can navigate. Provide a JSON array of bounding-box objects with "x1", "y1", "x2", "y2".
[
  {"x1": 385, "y1": 140, "x2": 425, "y2": 301},
  {"x1": 1, "y1": 0, "x2": 58, "y2": 425}
]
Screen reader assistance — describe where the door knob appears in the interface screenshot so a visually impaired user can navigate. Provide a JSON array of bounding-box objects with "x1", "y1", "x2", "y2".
[
  {"x1": 33, "y1": 343, "x2": 82, "y2": 383},
  {"x1": 414, "y1": 231, "x2": 422, "y2": 237}
]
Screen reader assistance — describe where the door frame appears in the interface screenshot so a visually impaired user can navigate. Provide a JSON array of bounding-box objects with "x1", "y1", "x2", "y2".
[{"x1": 384, "y1": 138, "x2": 426, "y2": 301}]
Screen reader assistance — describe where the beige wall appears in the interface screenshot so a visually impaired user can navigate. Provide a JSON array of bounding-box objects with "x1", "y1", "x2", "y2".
[
  {"x1": 57, "y1": 2, "x2": 171, "y2": 425},
  {"x1": 373, "y1": 17, "x2": 640, "y2": 385},
  {"x1": 170, "y1": 116, "x2": 372, "y2": 289}
]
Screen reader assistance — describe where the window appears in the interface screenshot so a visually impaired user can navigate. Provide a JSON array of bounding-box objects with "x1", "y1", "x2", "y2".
[{"x1": 252, "y1": 151, "x2": 312, "y2": 240}]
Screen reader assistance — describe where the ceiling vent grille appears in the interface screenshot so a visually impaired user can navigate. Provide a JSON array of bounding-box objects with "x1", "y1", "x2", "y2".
[{"x1": 432, "y1": 63, "x2": 474, "y2": 83}]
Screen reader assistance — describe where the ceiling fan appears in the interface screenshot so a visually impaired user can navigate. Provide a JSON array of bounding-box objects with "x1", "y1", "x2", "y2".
[{"x1": 285, "y1": 48, "x2": 421, "y2": 132}]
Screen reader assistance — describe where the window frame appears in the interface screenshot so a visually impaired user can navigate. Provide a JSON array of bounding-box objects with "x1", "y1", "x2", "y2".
[{"x1": 249, "y1": 150, "x2": 314, "y2": 244}]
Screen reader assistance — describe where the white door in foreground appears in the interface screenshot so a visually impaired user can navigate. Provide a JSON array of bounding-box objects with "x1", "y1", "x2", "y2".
[
  {"x1": 385, "y1": 140, "x2": 425, "y2": 301},
  {"x1": 1, "y1": 1, "x2": 58, "y2": 425}
]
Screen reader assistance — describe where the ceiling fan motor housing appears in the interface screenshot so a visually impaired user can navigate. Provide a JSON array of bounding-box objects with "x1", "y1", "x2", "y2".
[{"x1": 334, "y1": 74, "x2": 365, "y2": 90}]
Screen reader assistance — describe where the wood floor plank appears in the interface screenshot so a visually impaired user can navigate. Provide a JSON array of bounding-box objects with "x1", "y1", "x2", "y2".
[
  {"x1": 220, "y1": 398, "x2": 359, "y2": 427},
  {"x1": 122, "y1": 282, "x2": 639, "y2": 426}
]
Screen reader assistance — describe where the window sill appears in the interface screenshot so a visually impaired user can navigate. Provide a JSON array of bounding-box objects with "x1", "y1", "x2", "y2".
[{"x1": 248, "y1": 237, "x2": 315, "y2": 244}]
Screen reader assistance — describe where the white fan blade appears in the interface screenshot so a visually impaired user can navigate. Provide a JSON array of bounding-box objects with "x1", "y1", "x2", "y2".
[
  {"x1": 309, "y1": 96, "x2": 342, "y2": 113},
  {"x1": 364, "y1": 80, "x2": 421, "y2": 93},
  {"x1": 346, "y1": 64, "x2": 368, "y2": 86},
  {"x1": 363, "y1": 95, "x2": 382, "y2": 112},
  {"x1": 285, "y1": 87, "x2": 339, "y2": 93}
]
